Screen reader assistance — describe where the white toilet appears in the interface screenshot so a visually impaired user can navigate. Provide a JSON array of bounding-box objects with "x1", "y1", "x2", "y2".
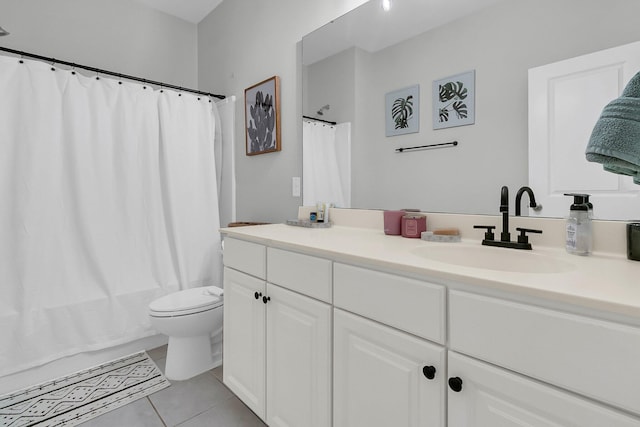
[{"x1": 148, "y1": 286, "x2": 224, "y2": 381}]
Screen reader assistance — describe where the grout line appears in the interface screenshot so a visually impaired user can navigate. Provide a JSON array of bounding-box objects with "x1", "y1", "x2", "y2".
[
  {"x1": 147, "y1": 396, "x2": 168, "y2": 427},
  {"x1": 173, "y1": 395, "x2": 236, "y2": 427}
]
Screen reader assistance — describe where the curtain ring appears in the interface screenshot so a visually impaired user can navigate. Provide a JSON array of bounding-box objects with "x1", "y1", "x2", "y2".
[
  {"x1": 142, "y1": 79, "x2": 147, "y2": 90},
  {"x1": 95, "y1": 71, "x2": 100, "y2": 80},
  {"x1": 160, "y1": 84, "x2": 163, "y2": 93},
  {"x1": 118, "y1": 73, "x2": 122, "y2": 85},
  {"x1": 71, "y1": 63, "x2": 76, "y2": 75},
  {"x1": 50, "y1": 59, "x2": 56, "y2": 72}
]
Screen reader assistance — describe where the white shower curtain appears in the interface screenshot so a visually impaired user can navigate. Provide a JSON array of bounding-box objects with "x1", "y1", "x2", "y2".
[
  {"x1": 0, "y1": 55, "x2": 222, "y2": 376},
  {"x1": 303, "y1": 120, "x2": 351, "y2": 208}
]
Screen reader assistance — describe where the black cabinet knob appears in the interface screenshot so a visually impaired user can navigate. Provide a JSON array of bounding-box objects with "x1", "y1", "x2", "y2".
[
  {"x1": 448, "y1": 377, "x2": 463, "y2": 392},
  {"x1": 262, "y1": 296, "x2": 271, "y2": 304},
  {"x1": 422, "y1": 365, "x2": 436, "y2": 380},
  {"x1": 254, "y1": 291, "x2": 262, "y2": 300}
]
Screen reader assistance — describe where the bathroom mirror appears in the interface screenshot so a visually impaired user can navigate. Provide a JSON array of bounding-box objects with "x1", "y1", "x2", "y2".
[{"x1": 301, "y1": 0, "x2": 640, "y2": 219}]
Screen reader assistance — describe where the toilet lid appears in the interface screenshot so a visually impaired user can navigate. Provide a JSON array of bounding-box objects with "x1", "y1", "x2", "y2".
[{"x1": 149, "y1": 286, "x2": 223, "y2": 315}]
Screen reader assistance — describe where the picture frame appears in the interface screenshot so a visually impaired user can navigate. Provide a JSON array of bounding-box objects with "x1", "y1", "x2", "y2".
[
  {"x1": 244, "y1": 76, "x2": 281, "y2": 155},
  {"x1": 385, "y1": 84, "x2": 420, "y2": 137},
  {"x1": 433, "y1": 70, "x2": 475, "y2": 130}
]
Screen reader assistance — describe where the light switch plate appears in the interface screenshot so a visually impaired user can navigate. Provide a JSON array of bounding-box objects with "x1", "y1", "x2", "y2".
[{"x1": 292, "y1": 177, "x2": 301, "y2": 197}]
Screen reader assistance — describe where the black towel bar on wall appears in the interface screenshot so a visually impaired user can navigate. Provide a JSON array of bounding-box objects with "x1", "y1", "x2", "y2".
[{"x1": 395, "y1": 141, "x2": 458, "y2": 153}]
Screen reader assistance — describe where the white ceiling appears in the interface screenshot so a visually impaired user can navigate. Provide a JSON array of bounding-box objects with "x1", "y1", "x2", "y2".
[
  {"x1": 303, "y1": 0, "x2": 505, "y2": 65},
  {"x1": 135, "y1": 0, "x2": 223, "y2": 24}
]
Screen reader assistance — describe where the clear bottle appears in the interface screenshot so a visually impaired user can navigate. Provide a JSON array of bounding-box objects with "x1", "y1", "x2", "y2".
[
  {"x1": 564, "y1": 193, "x2": 592, "y2": 256},
  {"x1": 583, "y1": 194, "x2": 594, "y2": 219}
]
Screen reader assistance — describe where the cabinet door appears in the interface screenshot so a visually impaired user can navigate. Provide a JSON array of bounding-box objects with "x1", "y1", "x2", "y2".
[
  {"x1": 222, "y1": 267, "x2": 266, "y2": 419},
  {"x1": 334, "y1": 309, "x2": 445, "y2": 427},
  {"x1": 448, "y1": 351, "x2": 640, "y2": 427},
  {"x1": 265, "y1": 283, "x2": 332, "y2": 427}
]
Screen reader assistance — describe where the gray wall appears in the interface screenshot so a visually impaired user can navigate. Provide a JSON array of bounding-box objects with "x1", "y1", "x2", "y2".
[
  {"x1": 197, "y1": 0, "x2": 367, "y2": 223},
  {"x1": 0, "y1": 0, "x2": 198, "y2": 87},
  {"x1": 303, "y1": 47, "x2": 356, "y2": 124},
  {"x1": 306, "y1": 0, "x2": 640, "y2": 214}
]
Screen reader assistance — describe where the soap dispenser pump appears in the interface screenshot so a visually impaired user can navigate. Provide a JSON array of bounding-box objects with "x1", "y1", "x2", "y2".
[{"x1": 564, "y1": 193, "x2": 592, "y2": 256}]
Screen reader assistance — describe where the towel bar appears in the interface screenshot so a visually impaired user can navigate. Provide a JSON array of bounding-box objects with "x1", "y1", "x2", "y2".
[{"x1": 395, "y1": 141, "x2": 458, "y2": 153}]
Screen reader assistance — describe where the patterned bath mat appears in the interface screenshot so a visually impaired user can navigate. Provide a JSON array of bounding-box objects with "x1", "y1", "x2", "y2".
[{"x1": 0, "y1": 351, "x2": 170, "y2": 427}]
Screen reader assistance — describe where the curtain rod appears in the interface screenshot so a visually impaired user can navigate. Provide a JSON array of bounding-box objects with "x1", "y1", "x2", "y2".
[
  {"x1": 0, "y1": 46, "x2": 226, "y2": 100},
  {"x1": 303, "y1": 115, "x2": 337, "y2": 125}
]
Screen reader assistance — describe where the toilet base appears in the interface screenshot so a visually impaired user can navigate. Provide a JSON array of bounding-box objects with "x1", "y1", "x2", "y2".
[{"x1": 164, "y1": 335, "x2": 218, "y2": 381}]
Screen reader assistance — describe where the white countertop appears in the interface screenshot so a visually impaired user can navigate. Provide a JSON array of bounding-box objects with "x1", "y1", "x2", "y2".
[{"x1": 221, "y1": 223, "x2": 640, "y2": 320}]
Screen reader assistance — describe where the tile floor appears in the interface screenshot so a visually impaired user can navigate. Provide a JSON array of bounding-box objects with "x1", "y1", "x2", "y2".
[{"x1": 80, "y1": 346, "x2": 266, "y2": 427}]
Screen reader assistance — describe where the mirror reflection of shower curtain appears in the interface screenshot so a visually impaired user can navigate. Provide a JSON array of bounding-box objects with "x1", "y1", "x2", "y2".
[{"x1": 303, "y1": 121, "x2": 351, "y2": 208}]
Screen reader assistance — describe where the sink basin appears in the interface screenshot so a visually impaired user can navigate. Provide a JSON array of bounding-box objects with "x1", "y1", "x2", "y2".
[{"x1": 411, "y1": 245, "x2": 575, "y2": 274}]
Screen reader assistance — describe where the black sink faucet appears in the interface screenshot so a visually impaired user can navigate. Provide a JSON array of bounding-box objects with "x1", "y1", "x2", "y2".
[
  {"x1": 515, "y1": 186, "x2": 540, "y2": 216},
  {"x1": 473, "y1": 185, "x2": 543, "y2": 250},
  {"x1": 500, "y1": 186, "x2": 510, "y2": 242}
]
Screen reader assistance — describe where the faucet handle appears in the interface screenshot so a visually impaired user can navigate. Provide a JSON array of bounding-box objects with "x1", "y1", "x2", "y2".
[
  {"x1": 516, "y1": 227, "x2": 542, "y2": 245},
  {"x1": 474, "y1": 225, "x2": 496, "y2": 241}
]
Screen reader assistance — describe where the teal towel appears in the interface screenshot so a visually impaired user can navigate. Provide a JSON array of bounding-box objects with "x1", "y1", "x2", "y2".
[{"x1": 585, "y1": 71, "x2": 640, "y2": 184}]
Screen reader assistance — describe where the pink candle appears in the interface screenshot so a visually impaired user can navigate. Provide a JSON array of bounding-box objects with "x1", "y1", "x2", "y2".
[{"x1": 401, "y1": 215, "x2": 427, "y2": 238}]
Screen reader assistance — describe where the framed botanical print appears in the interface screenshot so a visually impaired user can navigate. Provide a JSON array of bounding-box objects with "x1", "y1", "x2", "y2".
[
  {"x1": 245, "y1": 76, "x2": 281, "y2": 155},
  {"x1": 385, "y1": 84, "x2": 420, "y2": 137},
  {"x1": 433, "y1": 70, "x2": 475, "y2": 130}
]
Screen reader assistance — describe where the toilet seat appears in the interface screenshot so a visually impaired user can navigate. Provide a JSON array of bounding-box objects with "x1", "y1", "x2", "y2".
[{"x1": 149, "y1": 286, "x2": 223, "y2": 317}]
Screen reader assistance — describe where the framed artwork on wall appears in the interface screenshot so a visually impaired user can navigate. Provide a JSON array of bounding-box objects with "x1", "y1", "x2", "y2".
[
  {"x1": 385, "y1": 84, "x2": 420, "y2": 137},
  {"x1": 244, "y1": 76, "x2": 281, "y2": 155},
  {"x1": 433, "y1": 70, "x2": 475, "y2": 130}
]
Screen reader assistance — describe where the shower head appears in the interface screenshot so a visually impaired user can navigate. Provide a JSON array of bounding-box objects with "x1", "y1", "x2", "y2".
[
  {"x1": 317, "y1": 104, "x2": 330, "y2": 116},
  {"x1": 0, "y1": 26, "x2": 9, "y2": 37}
]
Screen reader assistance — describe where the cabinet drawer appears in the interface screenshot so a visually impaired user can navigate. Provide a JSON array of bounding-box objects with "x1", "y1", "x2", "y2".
[
  {"x1": 334, "y1": 263, "x2": 445, "y2": 344},
  {"x1": 449, "y1": 290, "x2": 640, "y2": 416},
  {"x1": 223, "y1": 237, "x2": 266, "y2": 279},
  {"x1": 267, "y1": 248, "x2": 332, "y2": 303}
]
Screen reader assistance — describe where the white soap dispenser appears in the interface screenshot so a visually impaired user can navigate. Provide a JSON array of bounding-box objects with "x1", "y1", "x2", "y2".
[{"x1": 564, "y1": 193, "x2": 592, "y2": 256}]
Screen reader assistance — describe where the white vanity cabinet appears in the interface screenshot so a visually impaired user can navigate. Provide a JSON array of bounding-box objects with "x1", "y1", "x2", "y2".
[
  {"x1": 333, "y1": 263, "x2": 446, "y2": 427},
  {"x1": 448, "y1": 290, "x2": 640, "y2": 425},
  {"x1": 222, "y1": 227, "x2": 640, "y2": 426},
  {"x1": 223, "y1": 238, "x2": 332, "y2": 427}
]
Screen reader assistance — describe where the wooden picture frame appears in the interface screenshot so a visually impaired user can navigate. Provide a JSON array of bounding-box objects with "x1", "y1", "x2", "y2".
[{"x1": 244, "y1": 76, "x2": 281, "y2": 155}]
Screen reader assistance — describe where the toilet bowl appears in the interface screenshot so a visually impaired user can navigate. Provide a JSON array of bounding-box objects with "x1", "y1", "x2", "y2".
[{"x1": 149, "y1": 286, "x2": 223, "y2": 381}]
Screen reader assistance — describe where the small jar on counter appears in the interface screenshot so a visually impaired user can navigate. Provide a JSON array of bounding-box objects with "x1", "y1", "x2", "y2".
[
  {"x1": 383, "y1": 210, "x2": 405, "y2": 235},
  {"x1": 401, "y1": 214, "x2": 426, "y2": 238}
]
